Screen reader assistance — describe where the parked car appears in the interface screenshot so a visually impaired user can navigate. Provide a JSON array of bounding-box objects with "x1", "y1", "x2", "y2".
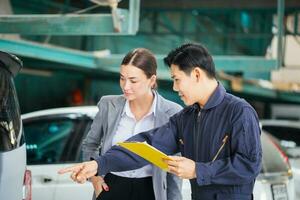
[
  {"x1": 22, "y1": 107, "x2": 96, "y2": 200},
  {"x1": 0, "y1": 51, "x2": 31, "y2": 200},
  {"x1": 261, "y1": 119, "x2": 300, "y2": 200},
  {"x1": 22, "y1": 107, "x2": 294, "y2": 200}
]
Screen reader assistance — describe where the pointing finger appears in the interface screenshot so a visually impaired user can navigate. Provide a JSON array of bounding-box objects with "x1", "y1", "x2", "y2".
[
  {"x1": 58, "y1": 164, "x2": 83, "y2": 174},
  {"x1": 75, "y1": 161, "x2": 98, "y2": 181}
]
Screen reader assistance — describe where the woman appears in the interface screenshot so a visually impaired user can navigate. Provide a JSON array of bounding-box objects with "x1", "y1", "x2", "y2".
[{"x1": 81, "y1": 48, "x2": 182, "y2": 200}]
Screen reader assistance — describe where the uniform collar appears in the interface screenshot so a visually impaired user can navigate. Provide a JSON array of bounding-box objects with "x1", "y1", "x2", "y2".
[
  {"x1": 122, "y1": 91, "x2": 157, "y2": 118},
  {"x1": 192, "y1": 82, "x2": 226, "y2": 111}
]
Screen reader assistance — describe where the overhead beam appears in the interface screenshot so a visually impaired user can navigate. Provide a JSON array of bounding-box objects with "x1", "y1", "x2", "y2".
[
  {"x1": 0, "y1": 38, "x2": 276, "y2": 77},
  {"x1": 0, "y1": 38, "x2": 96, "y2": 68},
  {"x1": 0, "y1": 12, "x2": 131, "y2": 35},
  {"x1": 137, "y1": 0, "x2": 300, "y2": 10},
  {"x1": 2, "y1": 38, "x2": 299, "y2": 103},
  {"x1": 0, "y1": 0, "x2": 140, "y2": 35}
]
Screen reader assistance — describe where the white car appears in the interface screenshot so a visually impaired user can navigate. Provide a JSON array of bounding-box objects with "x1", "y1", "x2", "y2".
[
  {"x1": 261, "y1": 119, "x2": 300, "y2": 200},
  {"x1": 22, "y1": 107, "x2": 294, "y2": 200}
]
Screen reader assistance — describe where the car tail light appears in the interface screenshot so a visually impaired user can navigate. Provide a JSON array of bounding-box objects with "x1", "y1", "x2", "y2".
[
  {"x1": 268, "y1": 136, "x2": 290, "y2": 168},
  {"x1": 23, "y1": 169, "x2": 32, "y2": 200}
]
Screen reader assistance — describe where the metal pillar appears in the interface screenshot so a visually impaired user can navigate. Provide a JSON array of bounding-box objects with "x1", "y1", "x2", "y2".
[{"x1": 277, "y1": 0, "x2": 285, "y2": 69}]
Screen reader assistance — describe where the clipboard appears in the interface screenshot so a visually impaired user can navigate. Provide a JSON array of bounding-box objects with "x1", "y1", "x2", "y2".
[{"x1": 117, "y1": 141, "x2": 172, "y2": 171}]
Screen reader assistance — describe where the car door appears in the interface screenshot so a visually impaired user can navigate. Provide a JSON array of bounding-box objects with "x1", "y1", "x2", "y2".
[
  {"x1": 23, "y1": 114, "x2": 94, "y2": 200},
  {"x1": 54, "y1": 117, "x2": 94, "y2": 200}
]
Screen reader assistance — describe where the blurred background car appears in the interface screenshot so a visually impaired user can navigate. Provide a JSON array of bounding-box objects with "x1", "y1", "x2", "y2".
[
  {"x1": 0, "y1": 51, "x2": 31, "y2": 200},
  {"x1": 261, "y1": 119, "x2": 300, "y2": 199},
  {"x1": 254, "y1": 131, "x2": 294, "y2": 200},
  {"x1": 22, "y1": 106, "x2": 294, "y2": 200}
]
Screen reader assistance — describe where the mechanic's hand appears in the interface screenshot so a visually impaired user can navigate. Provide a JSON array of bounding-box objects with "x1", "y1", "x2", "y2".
[
  {"x1": 91, "y1": 176, "x2": 109, "y2": 197},
  {"x1": 164, "y1": 156, "x2": 197, "y2": 179},
  {"x1": 58, "y1": 161, "x2": 98, "y2": 184}
]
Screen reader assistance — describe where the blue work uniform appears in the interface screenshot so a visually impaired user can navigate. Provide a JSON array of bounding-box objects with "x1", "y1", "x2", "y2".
[{"x1": 95, "y1": 83, "x2": 262, "y2": 200}]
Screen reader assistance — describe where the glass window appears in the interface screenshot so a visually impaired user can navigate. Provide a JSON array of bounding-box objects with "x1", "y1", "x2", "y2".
[
  {"x1": 0, "y1": 66, "x2": 23, "y2": 152},
  {"x1": 263, "y1": 126, "x2": 300, "y2": 148},
  {"x1": 59, "y1": 118, "x2": 92, "y2": 162},
  {"x1": 24, "y1": 119, "x2": 75, "y2": 164},
  {"x1": 76, "y1": 120, "x2": 93, "y2": 161}
]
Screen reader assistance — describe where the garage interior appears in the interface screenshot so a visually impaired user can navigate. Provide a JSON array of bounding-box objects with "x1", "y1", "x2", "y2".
[
  {"x1": 1, "y1": 1, "x2": 300, "y2": 200},
  {"x1": 0, "y1": 0, "x2": 299, "y2": 118}
]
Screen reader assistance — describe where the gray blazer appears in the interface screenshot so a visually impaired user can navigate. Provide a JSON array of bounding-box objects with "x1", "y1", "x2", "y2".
[{"x1": 82, "y1": 92, "x2": 183, "y2": 200}]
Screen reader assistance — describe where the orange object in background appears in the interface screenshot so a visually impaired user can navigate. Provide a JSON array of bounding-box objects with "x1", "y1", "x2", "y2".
[{"x1": 71, "y1": 89, "x2": 84, "y2": 106}]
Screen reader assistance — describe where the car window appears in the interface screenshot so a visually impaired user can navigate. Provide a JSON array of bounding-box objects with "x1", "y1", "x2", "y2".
[
  {"x1": 0, "y1": 67, "x2": 24, "y2": 152},
  {"x1": 76, "y1": 120, "x2": 93, "y2": 161},
  {"x1": 261, "y1": 132, "x2": 290, "y2": 173},
  {"x1": 61, "y1": 118, "x2": 92, "y2": 162},
  {"x1": 262, "y1": 125, "x2": 300, "y2": 148},
  {"x1": 24, "y1": 119, "x2": 76, "y2": 164}
]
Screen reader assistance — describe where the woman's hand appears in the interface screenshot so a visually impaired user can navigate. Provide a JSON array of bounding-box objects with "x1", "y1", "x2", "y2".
[{"x1": 91, "y1": 176, "x2": 109, "y2": 197}]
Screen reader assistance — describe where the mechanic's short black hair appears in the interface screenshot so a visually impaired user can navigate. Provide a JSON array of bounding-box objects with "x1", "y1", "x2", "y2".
[{"x1": 164, "y1": 43, "x2": 216, "y2": 78}]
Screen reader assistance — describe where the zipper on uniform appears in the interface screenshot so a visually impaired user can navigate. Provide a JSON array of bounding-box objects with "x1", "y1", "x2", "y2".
[{"x1": 194, "y1": 109, "x2": 202, "y2": 160}]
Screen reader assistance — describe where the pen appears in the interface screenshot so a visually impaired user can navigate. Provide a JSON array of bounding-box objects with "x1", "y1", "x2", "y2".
[{"x1": 211, "y1": 135, "x2": 229, "y2": 162}]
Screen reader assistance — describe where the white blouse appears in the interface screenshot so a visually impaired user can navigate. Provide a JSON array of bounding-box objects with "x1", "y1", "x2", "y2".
[{"x1": 111, "y1": 93, "x2": 157, "y2": 178}]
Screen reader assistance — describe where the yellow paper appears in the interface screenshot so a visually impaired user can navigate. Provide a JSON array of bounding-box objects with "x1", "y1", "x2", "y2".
[{"x1": 117, "y1": 141, "x2": 172, "y2": 171}]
